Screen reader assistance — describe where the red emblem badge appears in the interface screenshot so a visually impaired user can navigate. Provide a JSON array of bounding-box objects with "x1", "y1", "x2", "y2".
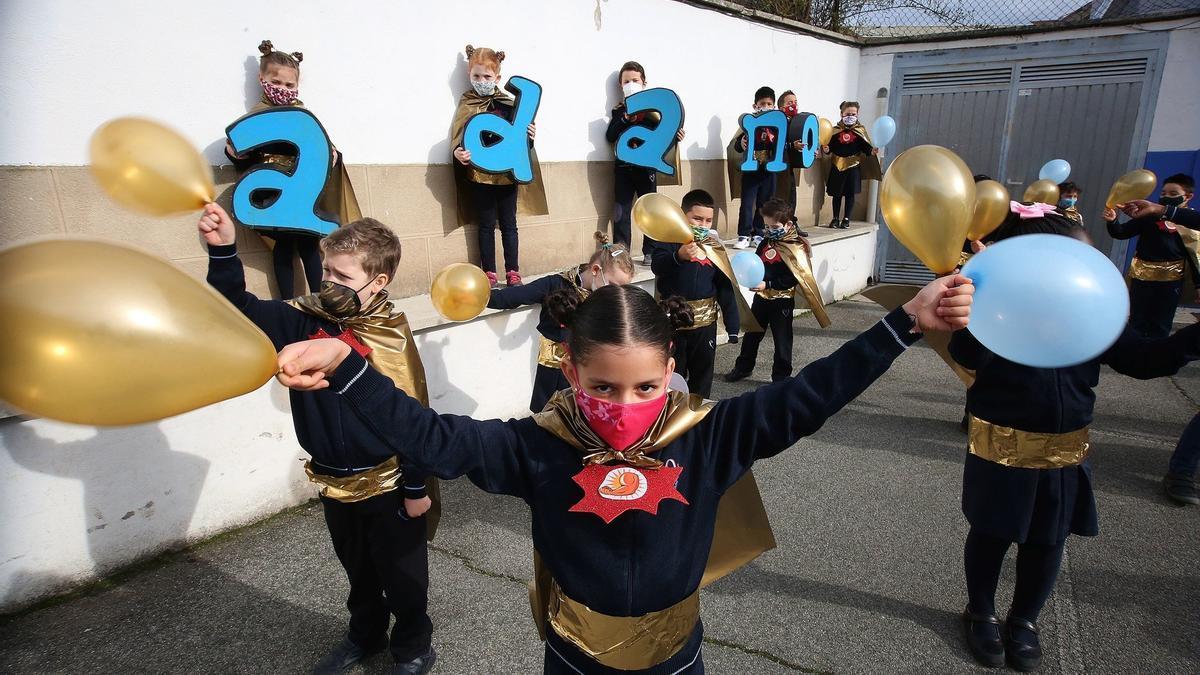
[
  {"x1": 568, "y1": 463, "x2": 688, "y2": 524},
  {"x1": 761, "y1": 246, "x2": 779, "y2": 263},
  {"x1": 309, "y1": 328, "x2": 372, "y2": 357},
  {"x1": 839, "y1": 131, "x2": 855, "y2": 143}
]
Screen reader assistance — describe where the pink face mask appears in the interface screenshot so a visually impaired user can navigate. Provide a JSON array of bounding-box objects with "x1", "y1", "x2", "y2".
[
  {"x1": 261, "y1": 80, "x2": 298, "y2": 106},
  {"x1": 574, "y1": 387, "x2": 667, "y2": 452}
]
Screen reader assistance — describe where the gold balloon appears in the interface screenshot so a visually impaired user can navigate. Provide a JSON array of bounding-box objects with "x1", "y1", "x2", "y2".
[
  {"x1": 632, "y1": 193, "x2": 693, "y2": 244},
  {"x1": 968, "y1": 180, "x2": 1010, "y2": 241},
  {"x1": 879, "y1": 144, "x2": 975, "y2": 275},
  {"x1": 0, "y1": 239, "x2": 277, "y2": 426},
  {"x1": 1105, "y1": 169, "x2": 1157, "y2": 208},
  {"x1": 89, "y1": 117, "x2": 215, "y2": 216},
  {"x1": 1022, "y1": 179, "x2": 1059, "y2": 205},
  {"x1": 431, "y1": 263, "x2": 490, "y2": 322},
  {"x1": 818, "y1": 117, "x2": 834, "y2": 146}
]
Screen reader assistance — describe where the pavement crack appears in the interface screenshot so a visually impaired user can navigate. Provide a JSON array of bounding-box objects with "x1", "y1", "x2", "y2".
[
  {"x1": 428, "y1": 544, "x2": 527, "y2": 587},
  {"x1": 702, "y1": 636, "x2": 832, "y2": 673},
  {"x1": 1168, "y1": 375, "x2": 1200, "y2": 408}
]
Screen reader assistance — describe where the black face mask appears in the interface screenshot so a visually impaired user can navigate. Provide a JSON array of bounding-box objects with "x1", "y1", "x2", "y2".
[
  {"x1": 318, "y1": 279, "x2": 374, "y2": 318},
  {"x1": 1159, "y1": 195, "x2": 1187, "y2": 208}
]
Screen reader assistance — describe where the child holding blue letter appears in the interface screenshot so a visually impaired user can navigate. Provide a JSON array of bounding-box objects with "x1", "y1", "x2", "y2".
[
  {"x1": 451, "y1": 44, "x2": 547, "y2": 288},
  {"x1": 605, "y1": 61, "x2": 684, "y2": 259},
  {"x1": 275, "y1": 271, "x2": 973, "y2": 673},
  {"x1": 224, "y1": 40, "x2": 362, "y2": 298},
  {"x1": 730, "y1": 86, "x2": 779, "y2": 249}
]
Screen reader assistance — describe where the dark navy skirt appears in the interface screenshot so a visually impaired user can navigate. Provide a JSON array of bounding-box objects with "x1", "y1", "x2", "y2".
[
  {"x1": 961, "y1": 453, "x2": 1100, "y2": 545},
  {"x1": 825, "y1": 164, "x2": 861, "y2": 197},
  {"x1": 530, "y1": 364, "x2": 570, "y2": 414}
]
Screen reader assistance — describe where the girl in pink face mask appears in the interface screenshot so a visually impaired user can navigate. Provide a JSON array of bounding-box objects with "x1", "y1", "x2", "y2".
[
  {"x1": 275, "y1": 278, "x2": 974, "y2": 673},
  {"x1": 223, "y1": 40, "x2": 362, "y2": 299}
]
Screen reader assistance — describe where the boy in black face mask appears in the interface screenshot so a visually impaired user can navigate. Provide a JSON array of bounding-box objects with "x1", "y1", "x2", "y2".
[
  {"x1": 1106, "y1": 173, "x2": 1197, "y2": 338},
  {"x1": 198, "y1": 203, "x2": 438, "y2": 675}
]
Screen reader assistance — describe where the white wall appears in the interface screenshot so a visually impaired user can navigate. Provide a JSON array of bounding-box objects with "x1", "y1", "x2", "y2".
[
  {"x1": 0, "y1": 0, "x2": 860, "y2": 167},
  {"x1": 0, "y1": 230, "x2": 876, "y2": 612}
]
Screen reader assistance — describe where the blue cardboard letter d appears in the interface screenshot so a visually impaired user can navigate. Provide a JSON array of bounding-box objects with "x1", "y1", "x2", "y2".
[{"x1": 462, "y1": 76, "x2": 542, "y2": 184}]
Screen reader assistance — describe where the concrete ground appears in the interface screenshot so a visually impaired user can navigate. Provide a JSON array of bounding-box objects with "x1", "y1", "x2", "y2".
[{"x1": 2, "y1": 299, "x2": 1197, "y2": 674}]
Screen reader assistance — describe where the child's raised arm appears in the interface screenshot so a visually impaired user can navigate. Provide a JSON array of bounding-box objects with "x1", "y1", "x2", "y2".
[
  {"x1": 701, "y1": 276, "x2": 973, "y2": 491},
  {"x1": 277, "y1": 339, "x2": 539, "y2": 499}
]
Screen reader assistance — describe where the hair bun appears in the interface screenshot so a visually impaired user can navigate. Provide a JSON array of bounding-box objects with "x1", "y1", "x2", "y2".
[
  {"x1": 546, "y1": 288, "x2": 584, "y2": 328},
  {"x1": 465, "y1": 44, "x2": 476, "y2": 58},
  {"x1": 659, "y1": 295, "x2": 694, "y2": 331},
  {"x1": 258, "y1": 40, "x2": 274, "y2": 56},
  {"x1": 495, "y1": 50, "x2": 506, "y2": 62},
  {"x1": 290, "y1": 51, "x2": 303, "y2": 63}
]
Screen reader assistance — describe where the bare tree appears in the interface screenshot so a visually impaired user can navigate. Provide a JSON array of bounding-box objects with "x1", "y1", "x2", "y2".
[{"x1": 735, "y1": 0, "x2": 970, "y2": 32}]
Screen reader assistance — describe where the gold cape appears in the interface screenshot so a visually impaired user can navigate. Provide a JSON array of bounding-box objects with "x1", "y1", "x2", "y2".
[
  {"x1": 1164, "y1": 219, "x2": 1200, "y2": 305},
  {"x1": 289, "y1": 290, "x2": 442, "y2": 539},
  {"x1": 860, "y1": 284, "x2": 974, "y2": 387},
  {"x1": 695, "y1": 232, "x2": 762, "y2": 334},
  {"x1": 829, "y1": 123, "x2": 882, "y2": 179},
  {"x1": 450, "y1": 90, "x2": 549, "y2": 227},
  {"x1": 525, "y1": 389, "x2": 777, "y2": 638},
  {"x1": 768, "y1": 232, "x2": 830, "y2": 328},
  {"x1": 243, "y1": 100, "x2": 362, "y2": 228}
]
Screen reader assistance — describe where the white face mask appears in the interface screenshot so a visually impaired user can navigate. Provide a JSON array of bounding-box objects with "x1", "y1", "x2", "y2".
[
  {"x1": 842, "y1": 114, "x2": 858, "y2": 125},
  {"x1": 472, "y1": 80, "x2": 496, "y2": 96},
  {"x1": 755, "y1": 105, "x2": 775, "y2": 113},
  {"x1": 621, "y1": 81, "x2": 643, "y2": 98},
  {"x1": 589, "y1": 268, "x2": 608, "y2": 292}
]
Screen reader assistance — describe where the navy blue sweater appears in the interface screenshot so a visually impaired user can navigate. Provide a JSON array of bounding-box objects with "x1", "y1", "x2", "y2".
[
  {"x1": 950, "y1": 323, "x2": 1200, "y2": 433},
  {"x1": 651, "y1": 244, "x2": 739, "y2": 335},
  {"x1": 758, "y1": 240, "x2": 799, "y2": 292},
  {"x1": 486, "y1": 272, "x2": 575, "y2": 343},
  {"x1": 327, "y1": 308, "x2": 920, "y2": 617},
  {"x1": 206, "y1": 243, "x2": 426, "y2": 495}
]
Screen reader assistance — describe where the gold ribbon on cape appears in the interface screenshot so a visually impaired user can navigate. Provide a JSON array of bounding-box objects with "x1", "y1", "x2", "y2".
[
  {"x1": 304, "y1": 455, "x2": 402, "y2": 503},
  {"x1": 450, "y1": 90, "x2": 549, "y2": 226},
  {"x1": 548, "y1": 578, "x2": 699, "y2": 671},
  {"x1": 830, "y1": 123, "x2": 882, "y2": 180},
  {"x1": 861, "y1": 284, "x2": 974, "y2": 387},
  {"x1": 769, "y1": 233, "x2": 831, "y2": 328},
  {"x1": 289, "y1": 291, "x2": 441, "y2": 539},
  {"x1": 526, "y1": 389, "x2": 777, "y2": 639},
  {"x1": 245, "y1": 101, "x2": 362, "y2": 227},
  {"x1": 1129, "y1": 257, "x2": 1185, "y2": 282},
  {"x1": 695, "y1": 234, "x2": 762, "y2": 334},
  {"x1": 968, "y1": 416, "x2": 1090, "y2": 469}
]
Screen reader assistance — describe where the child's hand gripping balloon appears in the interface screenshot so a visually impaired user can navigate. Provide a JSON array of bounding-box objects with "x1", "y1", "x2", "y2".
[
  {"x1": 900, "y1": 274, "x2": 974, "y2": 333},
  {"x1": 276, "y1": 338, "x2": 353, "y2": 391},
  {"x1": 198, "y1": 202, "x2": 237, "y2": 246}
]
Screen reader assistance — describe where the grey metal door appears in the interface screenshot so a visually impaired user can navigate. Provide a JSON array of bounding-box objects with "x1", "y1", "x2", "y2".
[{"x1": 878, "y1": 34, "x2": 1166, "y2": 283}]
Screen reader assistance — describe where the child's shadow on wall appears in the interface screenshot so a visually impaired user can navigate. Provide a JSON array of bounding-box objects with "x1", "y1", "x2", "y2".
[
  {"x1": 425, "y1": 56, "x2": 469, "y2": 237},
  {"x1": 417, "y1": 335, "x2": 479, "y2": 415},
  {"x1": 2, "y1": 422, "x2": 208, "y2": 607},
  {"x1": 584, "y1": 71, "x2": 621, "y2": 236}
]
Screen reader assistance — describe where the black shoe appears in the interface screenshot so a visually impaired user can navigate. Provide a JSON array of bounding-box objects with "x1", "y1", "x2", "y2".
[
  {"x1": 313, "y1": 636, "x2": 383, "y2": 675},
  {"x1": 724, "y1": 370, "x2": 751, "y2": 383},
  {"x1": 796, "y1": 228, "x2": 810, "y2": 237},
  {"x1": 1004, "y1": 615, "x2": 1042, "y2": 672},
  {"x1": 1164, "y1": 472, "x2": 1199, "y2": 505},
  {"x1": 828, "y1": 218, "x2": 839, "y2": 228},
  {"x1": 961, "y1": 609, "x2": 1004, "y2": 667},
  {"x1": 386, "y1": 647, "x2": 437, "y2": 675},
  {"x1": 839, "y1": 218, "x2": 851, "y2": 229}
]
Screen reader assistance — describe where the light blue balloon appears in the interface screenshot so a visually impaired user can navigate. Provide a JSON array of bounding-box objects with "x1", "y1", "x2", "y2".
[
  {"x1": 1038, "y1": 158, "x2": 1071, "y2": 184},
  {"x1": 870, "y1": 115, "x2": 896, "y2": 148},
  {"x1": 961, "y1": 234, "x2": 1129, "y2": 368},
  {"x1": 730, "y1": 251, "x2": 765, "y2": 288}
]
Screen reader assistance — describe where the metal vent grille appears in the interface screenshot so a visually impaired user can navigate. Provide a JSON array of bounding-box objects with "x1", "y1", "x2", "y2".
[
  {"x1": 901, "y1": 68, "x2": 1011, "y2": 91},
  {"x1": 881, "y1": 261, "x2": 937, "y2": 285},
  {"x1": 1019, "y1": 59, "x2": 1148, "y2": 83}
]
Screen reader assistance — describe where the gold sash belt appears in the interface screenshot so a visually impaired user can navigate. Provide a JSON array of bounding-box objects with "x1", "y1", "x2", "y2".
[
  {"x1": 680, "y1": 297, "x2": 718, "y2": 330},
  {"x1": 537, "y1": 336, "x2": 568, "y2": 369},
  {"x1": 548, "y1": 579, "x2": 699, "y2": 670},
  {"x1": 1129, "y1": 257, "x2": 1185, "y2": 282},
  {"x1": 304, "y1": 456, "x2": 402, "y2": 503},
  {"x1": 968, "y1": 416, "x2": 1090, "y2": 469},
  {"x1": 832, "y1": 154, "x2": 863, "y2": 172},
  {"x1": 756, "y1": 287, "x2": 796, "y2": 301},
  {"x1": 751, "y1": 149, "x2": 773, "y2": 164}
]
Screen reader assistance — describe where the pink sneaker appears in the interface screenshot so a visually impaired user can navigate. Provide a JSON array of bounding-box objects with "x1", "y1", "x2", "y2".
[
  {"x1": 506, "y1": 269, "x2": 523, "y2": 286},
  {"x1": 485, "y1": 271, "x2": 498, "y2": 289}
]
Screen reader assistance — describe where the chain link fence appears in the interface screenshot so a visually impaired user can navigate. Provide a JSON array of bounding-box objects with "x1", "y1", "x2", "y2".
[{"x1": 727, "y1": 0, "x2": 1200, "y2": 40}]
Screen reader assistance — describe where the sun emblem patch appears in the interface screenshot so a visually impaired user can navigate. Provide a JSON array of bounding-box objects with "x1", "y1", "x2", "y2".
[{"x1": 568, "y1": 462, "x2": 688, "y2": 524}]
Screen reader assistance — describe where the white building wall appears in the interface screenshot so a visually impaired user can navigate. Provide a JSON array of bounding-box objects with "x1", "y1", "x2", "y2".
[{"x1": 0, "y1": 0, "x2": 860, "y2": 167}]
